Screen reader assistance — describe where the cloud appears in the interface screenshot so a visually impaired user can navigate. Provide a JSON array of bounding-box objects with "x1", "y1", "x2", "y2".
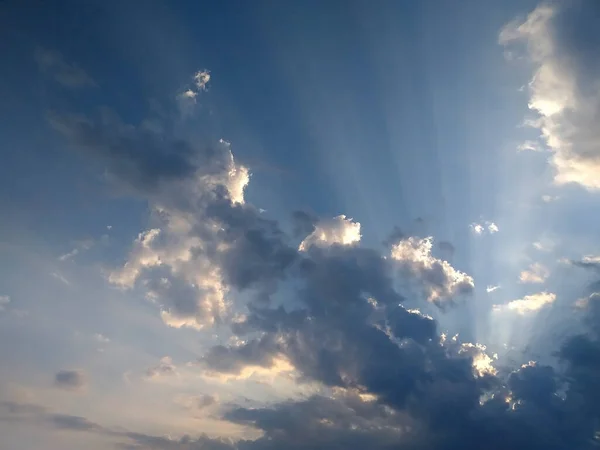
[
  {"x1": 47, "y1": 111, "x2": 204, "y2": 194},
  {"x1": 290, "y1": 210, "x2": 318, "y2": 238},
  {"x1": 58, "y1": 239, "x2": 94, "y2": 261},
  {"x1": 51, "y1": 103, "x2": 301, "y2": 329},
  {"x1": 494, "y1": 291, "x2": 556, "y2": 315},
  {"x1": 177, "y1": 69, "x2": 211, "y2": 116},
  {"x1": 187, "y1": 394, "x2": 217, "y2": 410},
  {"x1": 541, "y1": 194, "x2": 560, "y2": 202},
  {"x1": 34, "y1": 47, "x2": 96, "y2": 88},
  {"x1": 0, "y1": 400, "x2": 234, "y2": 449},
  {"x1": 500, "y1": 1, "x2": 600, "y2": 190},
  {"x1": 533, "y1": 238, "x2": 555, "y2": 252},
  {"x1": 298, "y1": 215, "x2": 361, "y2": 251},
  {"x1": 470, "y1": 221, "x2": 499, "y2": 235},
  {"x1": 51, "y1": 271, "x2": 71, "y2": 286},
  {"x1": 54, "y1": 370, "x2": 87, "y2": 391},
  {"x1": 517, "y1": 140, "x2": 544, "y2": 152},
  {"x1": 487, "y1": 222, "x2": 499, "y2": 234},
  {"x1": 519, "y1": 262, "x2": 550, "y2": 284},
  {"x1": 46, "y1": 65, "x2": 600, "y2": 450},
  {"x1": 0, "y1": 295, "x2": 9, "y2": 311},
  {"x1": 145, "y1": 357, "x2": 177, "y2": 379},
  {"x1": 200, "y1": 335, "x2": 282, "y2": 375},
  {"x1": 93, "y1": 333, "x2": 110, "y2": 344},
  {"x1": 58, "y1": 248, "x2": 79, "y2": 261},
  {"x1": 194, "y1": 70, "x2": 211, "y2": 91},
  {"x1": 390, "y1": 236, "x2": 474, "y2": 304}
]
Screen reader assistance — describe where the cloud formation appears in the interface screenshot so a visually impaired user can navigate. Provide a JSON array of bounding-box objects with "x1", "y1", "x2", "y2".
[
  {"x1": 390, "y1": 236, "x2": 474, "y2": 304},
  {"x1": 177, "y1": 69, "x2": 211, "y2": 115},
  {"x1": 44, "y1": 62, "x2": 600, "y2": 450},
  {"x1": 501, "y1": 1, "x2": 600, "y2": 190},
  {"x1": 54, "y1": 370, "x2": 87, "y2": 391}
]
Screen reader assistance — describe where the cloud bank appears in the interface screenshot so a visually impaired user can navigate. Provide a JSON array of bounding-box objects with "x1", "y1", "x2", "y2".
[
  {"x1": 37, "y1": 9, "x2": 600, "y2": 447},
  {"x1": 501, "y1": 0, "x2": 600, "y2": 190}
]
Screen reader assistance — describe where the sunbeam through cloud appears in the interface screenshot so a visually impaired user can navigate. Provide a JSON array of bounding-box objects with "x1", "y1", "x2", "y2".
[{"x1": 2, "y1": 1, "x2": 600, "y2": 449}]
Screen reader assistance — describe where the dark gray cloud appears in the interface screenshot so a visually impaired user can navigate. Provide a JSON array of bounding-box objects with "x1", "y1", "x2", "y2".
[
  {"x1": 290, "y1": 210, "x2": 318, "y2": 238},
  {"x1": 34, "y1": 47, "x2": 97, "y2": 88},
  {"x1": 54, "y1": 369, "x2": 87, "y2": 391},
  {"x1": 195, "y1": 237, "x2": 600, "y2": 450},
  {"x1": 48, "y1": 111, "x2": 200, "y2": 194},
  {"x1": 205, "y1": 199, "x2": 297, "y2": 293},
  {"x1": 200, "y1": 334, "x2": 281, "y2": 375},
  {"x1": 228, "y1": 392, "x2": 414, "y2": 450}
]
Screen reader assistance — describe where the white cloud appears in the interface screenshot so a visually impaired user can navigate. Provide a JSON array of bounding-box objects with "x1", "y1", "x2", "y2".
[
  {"x1": 390, "y1": 236, "x2": 474, "y2": 303},
  {"x1": 519, "y1": 262, "x2": 549, "y2": 284},
  {"x1": 470, "y1": 223, "x2": 485, "y2": 235},
  {"x1": 517, "y1": 140, "x2": 544, "y2": 152},
  {"x1": 581, "y1": 255, "x2": 600, "y2": 264},
  {"x1": 459, "y1": 342, "x2": 498, "y2": 377},
  {"x1": 500, "y1": 3, "x2": 600, "y2": 191},
  {"x1": 177, "y1": 70, "x2": 211, "y2": 116},
  {"x1": 541, "y1": 194, "x2": 559, "y2": 202},
  {"x1": 298, "y1": 215, "x2": 361, "y2": 251},
  {"x1": 0, "y1": 295, "x2": 10, "y2": 311},
  {"x1": 194, "y1": 70, "x2": 211, "y2": 90},
  {"x1": 494, "y1": 291, "x2": 556, "y2": 315},
  {"x1": 470, "y1": 221, "x2": 499, "y2": 235}
]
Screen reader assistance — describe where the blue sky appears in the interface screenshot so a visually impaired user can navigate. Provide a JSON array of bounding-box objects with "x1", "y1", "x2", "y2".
[{"x1": 2, "y1": 1, "x2": 600, "y2": 449}]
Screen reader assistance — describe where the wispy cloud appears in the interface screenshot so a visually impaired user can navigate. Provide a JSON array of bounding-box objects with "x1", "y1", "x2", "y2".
[
  {"x1": 34, "y1": 47, "x2": 96, "y2": 88},
  {"x1": 51, "y1": 272, "x2": 71, "y2": 286},
  {"x1": 0, "y1": 295, "x2": 10, "y2": 311}
]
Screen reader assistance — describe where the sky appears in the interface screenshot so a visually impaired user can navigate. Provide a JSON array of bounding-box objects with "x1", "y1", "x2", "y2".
[{"x1": 1, "y1": 0, "x2": 600, "y2": 449}]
